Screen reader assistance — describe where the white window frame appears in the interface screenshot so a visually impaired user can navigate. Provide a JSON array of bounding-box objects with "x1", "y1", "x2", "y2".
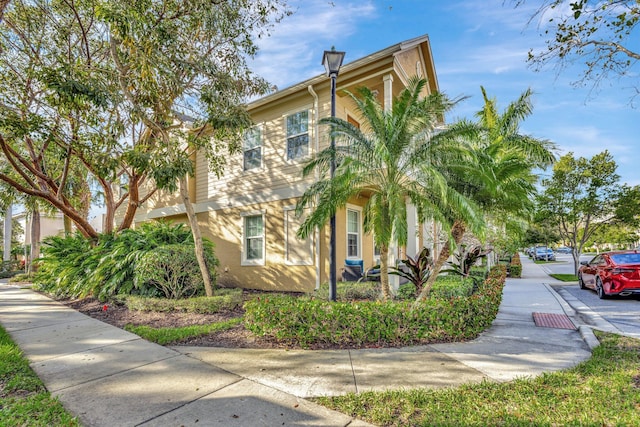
[
  {"x1": 346, "y1": 205, "x2": 362, "y2": 260},
  {"x1": 285, "y1": 110, "x2": 309, "y2": 161},
  {"x1": 284, "y1": 206, "x2": 314, "y2": 266},
  {"x1": 241, "y1": 210, "x2": 266, "y2": 266},
  {"x1": 243, "y1": 126, "x2": 262, "y2": 171}
]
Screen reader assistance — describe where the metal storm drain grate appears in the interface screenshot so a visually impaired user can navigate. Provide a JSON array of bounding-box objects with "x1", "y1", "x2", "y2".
[{"x1": 532, "y1": 312, "x2": 576, "y2": 330}]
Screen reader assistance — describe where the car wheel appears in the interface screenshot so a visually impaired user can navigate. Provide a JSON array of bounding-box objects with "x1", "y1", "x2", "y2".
[
  {"x1": 578, "y1": 274, "x2": 586, "y2": 289},
  {"x1": 596, "y1": 277, "x2": 608, "y2": 299}
]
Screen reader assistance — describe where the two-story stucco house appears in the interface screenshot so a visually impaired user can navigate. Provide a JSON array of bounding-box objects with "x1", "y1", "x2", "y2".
[{"x1": 130, "y1": 34, "x2": 444, "y2": 293}]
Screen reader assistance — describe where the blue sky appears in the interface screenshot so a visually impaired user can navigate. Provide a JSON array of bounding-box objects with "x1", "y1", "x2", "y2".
[{"x1": 251, "y1": 0, "x2": 639, "y2": 186}]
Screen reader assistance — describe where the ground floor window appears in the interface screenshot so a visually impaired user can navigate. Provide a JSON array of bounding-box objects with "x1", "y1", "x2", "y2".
[
  {"x1": 347, "y1": 208, "x2": 361, "y2": 259},
  {"x1": 242, "y1": 212, "x2": 265, "y2": 265}
]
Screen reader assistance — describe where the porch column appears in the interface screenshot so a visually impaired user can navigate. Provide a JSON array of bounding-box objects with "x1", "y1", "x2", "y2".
[
  {"x1": 383, "y1": 74, "x2": 393, "y2": 112},
  {"x1": 406, "y1": 203, "x2": 419, "y2": 258},
  {"x1": 383, "y1": 73, "x2": 398, "y2": 290}
]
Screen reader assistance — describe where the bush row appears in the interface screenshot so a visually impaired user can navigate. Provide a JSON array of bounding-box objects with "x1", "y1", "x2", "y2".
[
  {"x1": 34, "y1": 222, "x2": 219, "y2": 300},
  {"x1": 244, "y1": 266, "x2": 506, "y2": 348},
  {"x1": 125, "y1": 289, "x2": 243, "y2": 313},
  {"x1": 509, "y1": 253, "x2": 522, "y2": 278}
]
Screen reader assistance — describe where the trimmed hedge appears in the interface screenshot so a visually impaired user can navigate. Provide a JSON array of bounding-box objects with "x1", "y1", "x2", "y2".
[
  {"x1": 125, "y1": 288, "x2": 243, "y2": 313},
  {"x1": 509, "y1": 253, "x2": 522, "y2": 278},
  {"x1": 244, "y1": 266, "x2": 506, "y2": 348}
]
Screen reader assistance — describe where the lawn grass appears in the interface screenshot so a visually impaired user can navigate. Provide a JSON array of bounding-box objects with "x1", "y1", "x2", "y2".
[
  {"x1": 315, "y1": 331, "x2": 640, "y2": 426},
  {"x1": 124, "y1": 318, "x2": 242, "y2": 345},
  {"x1": 0, "y1": 326, "x2": 79, "y2": 426},
  {"x1": 550, "y1": 273, "x2": 579, "y2": 282}
]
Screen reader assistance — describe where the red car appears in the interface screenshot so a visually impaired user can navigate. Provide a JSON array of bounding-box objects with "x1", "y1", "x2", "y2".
[{"x1": 578, "y1": 251, "x2": 640, "y2": 299}]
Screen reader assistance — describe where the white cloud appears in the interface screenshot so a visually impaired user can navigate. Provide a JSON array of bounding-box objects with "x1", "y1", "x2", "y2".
[{"x1": 250, "y1": 0, "x2": 377, "y2": 88}]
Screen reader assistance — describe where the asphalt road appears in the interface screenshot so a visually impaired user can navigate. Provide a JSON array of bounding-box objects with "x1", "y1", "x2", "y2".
[{"x1": 538, "y1": 253, "x2": 640, "y2": 339}]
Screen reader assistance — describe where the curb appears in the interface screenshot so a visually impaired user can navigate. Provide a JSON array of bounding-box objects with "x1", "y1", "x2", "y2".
[{"x1": 543, "y1": 283, "x2": 600, "y2": 350}]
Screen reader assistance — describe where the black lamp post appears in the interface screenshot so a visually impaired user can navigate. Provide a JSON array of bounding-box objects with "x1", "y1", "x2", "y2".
[{"x1": 322, "y1": 47, "x2": 345, "y2": 302}]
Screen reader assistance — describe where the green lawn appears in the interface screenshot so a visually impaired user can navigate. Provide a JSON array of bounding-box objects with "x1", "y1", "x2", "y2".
[
  {"x1": 124, "y1": 317, "x2": 242, "y2": 345},
  {"x1": 316, "y1": 332, "x2": 640, "y2": 426},
  {"x1": 0, "y1": 326, "x2": 79, "y2": 426},
  {"x1": 550, "y1": 273, "x2": 578, "y2": 282}
]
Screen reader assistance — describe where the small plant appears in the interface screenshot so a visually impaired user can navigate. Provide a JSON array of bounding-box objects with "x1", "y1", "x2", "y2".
[
  {"x1": 452, "y1": 245, "x2": 491, "y2": 276},
  {"x1": 389, "y1": 247, "x2": 433, "y2": 296}
]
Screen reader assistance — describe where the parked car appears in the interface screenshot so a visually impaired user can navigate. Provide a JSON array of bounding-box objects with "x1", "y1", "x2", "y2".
[
  {"x1": 534, "y1": 247, "x2": 555, "y2": 261},
  {"x1": 555, "y1": 246, "x2": 572, "y2": 254},
  {"x1": 578, "y1": 250, "x2": 640, "y2": 299}
]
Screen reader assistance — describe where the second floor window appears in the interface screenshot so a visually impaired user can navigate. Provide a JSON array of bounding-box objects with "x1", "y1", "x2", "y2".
[
  {"x1": 286, "y1": 110, "x2": 308, "y2": 160},
  {"x1": 243, "y1": 127, "x2": 261, "y2": 170}
]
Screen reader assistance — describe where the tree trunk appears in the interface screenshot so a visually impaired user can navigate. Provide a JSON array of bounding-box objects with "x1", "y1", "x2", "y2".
[
  {"x1": 63, "y1": 215, "x2": 72, "y2": 236},
  {"x1": 29, "y1": 208, "x2": 40, "y2": 273},
  {"x1": 572, "y1": 249, "x2": 580, "y2": 275},
  {"x1": 414, "y1": 220, "x2": 466, "y2": 304},
  {"x1": 117, "y1": 175, "x2": 141, "y2": 232},
  {"x1": 379, "y1": 243, "x2": 390, "y2": 301},
  {"x1": 179, "y1": 175, "x2": 214, "y2": 297}
]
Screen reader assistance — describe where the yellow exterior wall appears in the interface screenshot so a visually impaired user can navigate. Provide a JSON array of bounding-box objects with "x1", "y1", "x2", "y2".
[{"x1": 123, "y1": 35, "x2": 439, "y2": 292}]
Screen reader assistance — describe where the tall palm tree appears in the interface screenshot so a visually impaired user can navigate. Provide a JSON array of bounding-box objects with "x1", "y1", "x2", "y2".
[
  {"x1": 416, "y1": 87, "x2": 556, "y2": 301},
  {"x1": 297, "y1": 78, "x2": 484, "y2": 300}
]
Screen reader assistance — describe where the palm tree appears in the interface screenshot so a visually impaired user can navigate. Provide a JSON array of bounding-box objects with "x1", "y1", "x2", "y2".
[
  {"x1": 296, "y1": 78, "x2": 484, "y2": 300},
  {"x1": 416, "y1": 87, "x2": 556, "y2": 301}
]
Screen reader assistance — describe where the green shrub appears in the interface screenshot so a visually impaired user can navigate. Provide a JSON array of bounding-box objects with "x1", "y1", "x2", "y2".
[
  {"x1": 314, "y1": 281, "x2": 380, "y2": 301},
  {"x1": 0, "y1": 270, "x2": 24, "y2": 279},
  {"x1": 395, "y1": 282, "x2": 417, "y2": 300},
  {"x1": 396, "y1": 275, "x2": 474, "y2": 300},
  {"x1": 133, "y1": 244, "x2": 218, "y2": 299},
  {"x1": 33, "y1": 221, "x2": 220, "y2": 300},
  {"x1": 431, "y1": 275, "x2": 475, "y2": 298},
  {"x1": 468, "y1": 266, "x2": 488, "y2": 280},
  {"x1": 244, "y1": 265, "x2": 506, "y2": 348},
  {"x1": 125, "y1": 289, "x2": 242, "y2": 313},
  {"x1": 509, "y1": 253, "x2": 522, "y2": 278}
]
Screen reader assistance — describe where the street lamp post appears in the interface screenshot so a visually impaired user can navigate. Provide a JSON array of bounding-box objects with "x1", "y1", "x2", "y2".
[{"x1": 322, "y1": 47, "x2": 345, "y2": 302}]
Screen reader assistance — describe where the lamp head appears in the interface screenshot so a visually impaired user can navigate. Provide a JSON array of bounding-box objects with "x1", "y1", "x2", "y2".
[{"x1": 322, "y1": 47, "x2": 345, "y2": 77}]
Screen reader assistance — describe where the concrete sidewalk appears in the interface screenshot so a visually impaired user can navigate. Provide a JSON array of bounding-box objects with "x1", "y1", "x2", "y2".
[{"x1": 0, "y1": 258, "x2": 593, "y2": 426}]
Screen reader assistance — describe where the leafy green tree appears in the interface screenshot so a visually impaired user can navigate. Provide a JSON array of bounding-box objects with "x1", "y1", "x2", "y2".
[
  {"x1": 586, "y1": 223, "x2": 640, "y2": 250},
  {"x1": 101, "y1": 0, "x2": 288, "y2": 296},
  {"x1": 537, "y1": 150, "x2": 640, "y2": 273},
  {"x1": 517, "y1": 0, "x2": 639, "y2": 101},
  {"x1": 419, "y1": 87, "x2": 555, "y2": 301},
  {"x1": 297, "y1": 78, "x2": 484, "y2": 301},
  {"x1": 0, "y1": 1, "x2": 286, "y2": 233},
  {"x1": 0, "y1": 0, "x2": 288, "y2": 295}
]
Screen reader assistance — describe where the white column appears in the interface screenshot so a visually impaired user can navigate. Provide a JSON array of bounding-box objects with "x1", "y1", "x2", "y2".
[
  {"x1": 383, "y1": 74, "x2": 393, "y2": 112},
  {"x1": 383, "y1": 73, "x2": 398, "y2": 291},
  {"x1": 4, "y1": 204, "x2": 12, "y2": 262},
  {"x1": 406, "y1": 203, "x2": 419, "y2": 258}
]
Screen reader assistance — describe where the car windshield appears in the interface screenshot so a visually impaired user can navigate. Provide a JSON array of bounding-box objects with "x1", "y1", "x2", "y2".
[{"x1": 610, "y1": 253, "x2": 640, "y2": 265}]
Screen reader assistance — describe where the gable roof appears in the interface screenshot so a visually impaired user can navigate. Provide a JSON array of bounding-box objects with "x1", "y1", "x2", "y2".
[{"x1": 247, "y1": 34, "x2": 438, "y2": 110}]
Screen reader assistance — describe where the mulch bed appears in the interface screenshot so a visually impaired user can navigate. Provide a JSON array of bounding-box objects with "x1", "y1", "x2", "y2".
[{"x1": 58, "y1": 295, "x2": 287, "y2": 349}]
